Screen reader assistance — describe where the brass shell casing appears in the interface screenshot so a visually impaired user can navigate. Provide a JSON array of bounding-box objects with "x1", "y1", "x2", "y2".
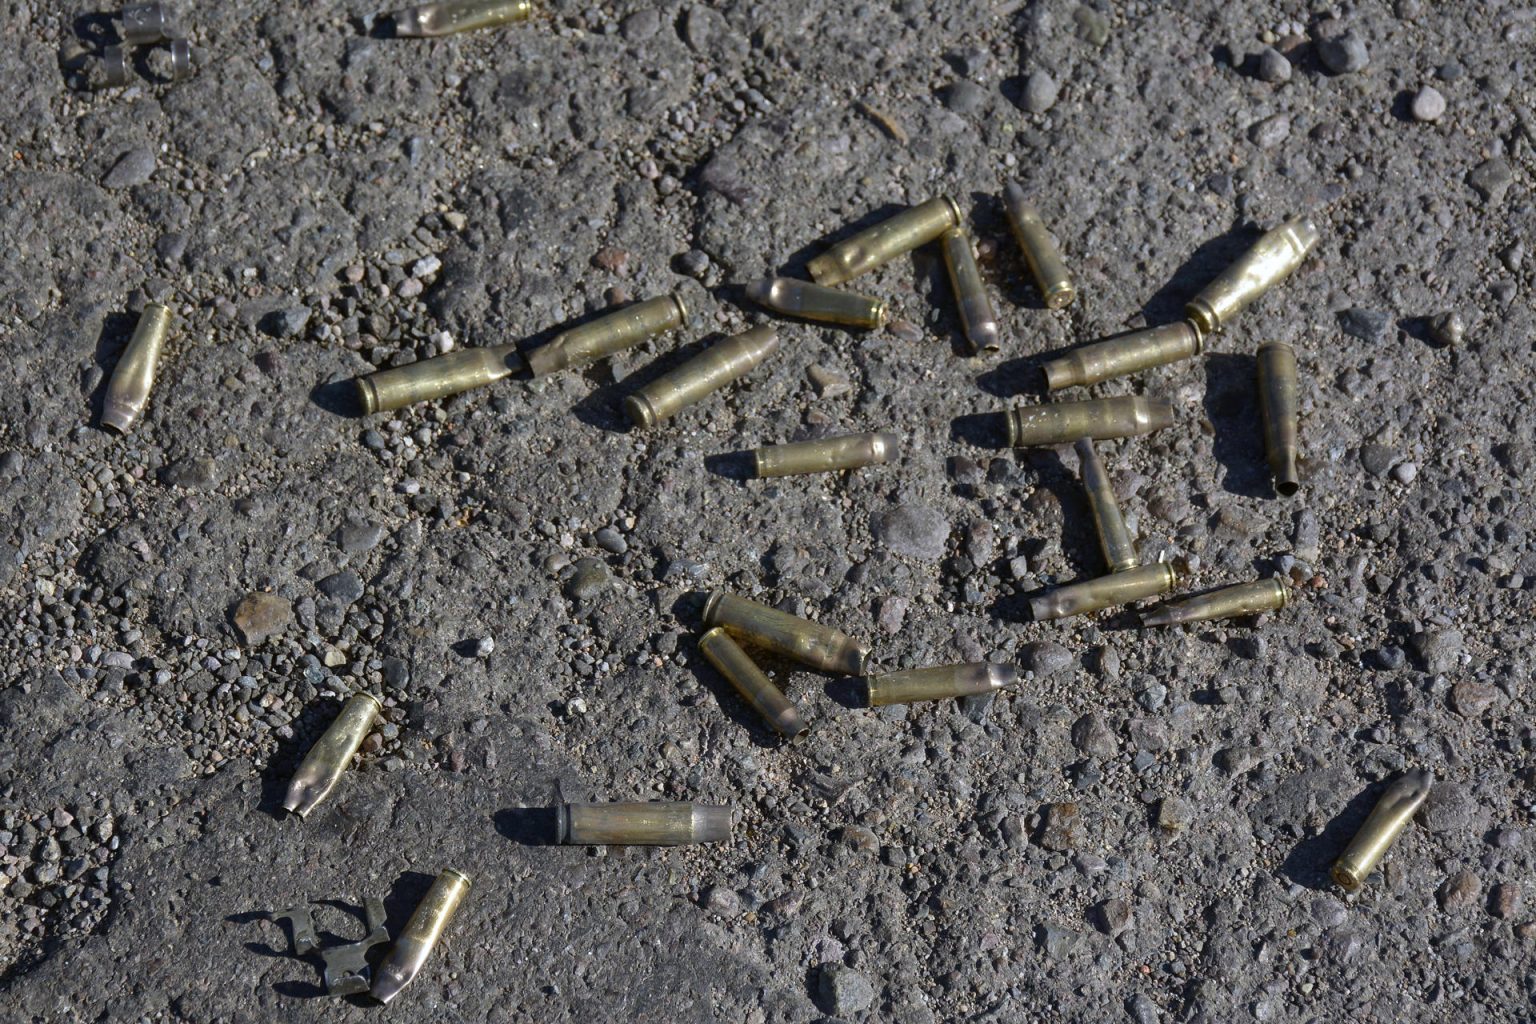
[
  {"x1": 102, "y1": 302, "x2": 172, "y2": 434},
  {"x1": 703, "y1": 591, "x2": 869, "y2": 676},
  {"x1": 1029, "y1": 561, "x2": 1179, "y2": 622},
  {"x1": 624, "y1": 325, "x2": 780, "y2": 428},
  {"x1": 283, "y1": 693, "x2": 383, "y2": 819},
  {"x1": 122, "y1": 3, "x2": 169, "y2": 45},
  {"x1": 1185, "y1": 215, "x2": 1319, "y2": 335},
  {"x1": 752, "y1": 431, "x2": 897, "y2": 478},
  {"x1": 698, "y1": 627, "x2": 807, "y2": 738},
  {"x1": 865, "y1": 662, "x2": 1018, "y2": 707},
  {"x1": 526, "y1": 293, "x2": 687, "y2": 376},
  {"x1": 1258, "y1": 341, "x2": 1300, "y2": 496},
  {"x1": 356, "y1": 344, "x2": 521, "y2": 414},
  {"x1": 101, "y1": 45, "x2": 130, "y2": 88},
  {"x1": 806, "y1": 196, "x2": 960, "y2": 286},
  {"x1": 1006, "y1": 395, "x2": 1174, "y2": 448},
  {"x1": 370, "y1": 869, "x2": 471, "y2": 1004},
  {"x1": 746, "y1": 277, "x2": 887, "y2": 330},
  {"x1": 1332, "y1": 770, "x2": 1433, "y2": 891},
  {"x1": 1074, "y1": 438, "x2": 1137, "y2": 573},
  {"x1": 940, "y1": 227, "x2": 1000, "y2": 353},
  {"x1": 394, "y1": 0, "x2": 534, "y2": 36},
  {"x1": 1002, "y1": 183, "x2": 1076, "y2": 310},
  {"x1": 1141, "y1": 578, "x2": 1291, "y2": 627},
  {"x1": 1043, "y1": 321, "x2": 1205, "y2": 391},
  {"x1": 558, "y1": 802, "x2": 731, "y2": 846}
]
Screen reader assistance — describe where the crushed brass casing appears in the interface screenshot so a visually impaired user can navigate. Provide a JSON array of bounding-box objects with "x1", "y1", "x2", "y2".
[
  {"x1": 1332, "y1": 770, "x2": 1433, "y2": 891},
  {"x1": 699, "y1": 627, "x2": 807, "y2": 738},
  {"x1": 394, "y1": 0, "x2": 534, "y2": 36},
  {"x1": 102, "y1": 302, "x2": 172, "y2": 434},
  {"x1": 1002, "y1": 183, "x2": 1075, "y2": 309},
  {"x1": 356, "y1": 344, "x2": 521, "y2": 414},
  {"x1": 1006, "y1": 395, "x2": 1174, "y2": 447},
  {"x1": 526, "y1": 293, "x2": 687, "y2": 376},
  {"x1": 624, "y1": 325, "x2": 779, "y2": 427},
  {"x1": 1186, "y1": 215, "x2": 1319, "y2": 335},
  {"x1": 1043, "y1": 321, "x2": 1205, "y2": 391},
  {"x1": 283, "y1": 693, "x2": 383, "y2": 819},
  {"x1": 1029, "y1": 561, "x2": 1179, "y2": 621},
  {"x1": 703, "y1": 591, "x2": 868, "y2": 675},
  {"x1": 371, "y1": 869, "x2": 471, "y2": 1004},
  {"x1": 865, "y1": 662, "x2": 1018, "y2": 707},
  {"x1": 558, "y1": 802, "x2": 731, "y2": 845},
  {"x1": 1141, "y1": 578, "x2": 1291, "y2": 627},
  {"x1": 806, "y1": 197, "x2": 960, "y2": 286}
]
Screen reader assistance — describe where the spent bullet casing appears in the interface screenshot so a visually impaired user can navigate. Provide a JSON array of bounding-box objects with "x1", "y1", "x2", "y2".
[
  {"x1": 356, "y1": 344, "x2": 521, "y2": 414},
  {"x1": 1141, "y1": 578, "x2": 1291, "y2": 627},
  {"x1": 1043, "y1": 321, "x2": 1205, "y2": 391},
  {"x1": 806, "y1": 196, "x2": 961, "y2": 286},
  {"x1": 558, "y1": 802, "x2": 731, "y2": 846},
  {"x1": 752, "y1": 431, "x2": 898, "y2": 478},
  {"x1": 1030, "y1": 561, "x2": 1179, "y2": 622},
  {"x1": 168, "y1": 38, "x2": 192, "y2": 80},
  {"x1": 746, "y1": 277, "x2": 887, "y2": 330},
  {"x1": 1332, "y1": 770, "x2": 1434, "y2": 891},
  {"x1": 699, "y1": 627, "x2": 807, "y2": 738},
  {"x1": 703, "y1": 591, "x2": 869, "y2": 675},
  {"x1": 526, "y1": 293, "x2": 687, "y2": 376},
  {"x1": 122, "y1": 3, "x2": 169, "y2": 44},
  {"x1": 1258, "y1": 341, "x2": 1301, "y2": 496},
  {"x1": 1185, "y1": 215, "x2": 1319, "y2": 335},
  {"x1": 865, "y1": 663, "x2": 1018, "y2": 707},
  {"x1": 370, "y1": 869, "x2": 471, "y2": 1004},
  {"x1": 624, "y1": 325, "x2": 779, "y2": 428},
  {"x1": 394, "y1": 0, "x2": 534, "y2": 36},
  {"x1": 101, "y1": 45, "x2": 129, "y2": 87},
  {"x1": 1074, "y1": 439, "x2": 1137, "y2": 573},
  {"x1": 102, "y1": 302, "x2": 172, "y2": 434},
  {"x1": 1006, "y1": 395, "x2": 1174, "y2": 448},
  {"x1": 940, "y1": 227, "x2": 1000, "y2": 353},
  {"x1": 282, "y1": 693, "x2": 382, "y2": 818},
  {"x1": 1002, "y1": 183, "x2": 1076, "y2": 310}
]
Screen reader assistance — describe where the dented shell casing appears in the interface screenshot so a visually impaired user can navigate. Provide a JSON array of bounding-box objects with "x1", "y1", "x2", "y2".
[
  {"x1": 370, "y1": 869, "x2": 471, "y2": 1004},
  {"x1": 806, "y1": 197, "x2": 960, "y2": 286},
  {"x1": 940, "y1": 227, "x2": 1000, "y2": 353},
  {"x1": 558, "y1": 802, "x2": 731, "y2": 846},
  {"x1": 1029, "y1": 561, "x2": 1179, "y2": 622},
  {"x1": 1074, "y1": 438, "x2": 1137, "y2": 573},
  {"x1": 698, "y1": 627, "x2": 807, "y2": 738},
  {"x1": 703, "y1": 591, "x2": 869, "y2": 675},
  {"x1": 1043, "y1": 321, "x2": 1205, "y2": 391},
  {"x1": 1258, "y1": 341, "x2": 1300, "y2": 496},
  {"x1": 1006, "y1": 395, "x2": 1174, "y2": 448},
  {"x1": 865, "y1": 662, "x2": 1018, "y2": 707},
  {"x1": 1332, "y1": 770, "x2": 1433, "y2": 891},
  {"x1": 1002, "y1": 183, "x2": 1076, "y2": 310},
  {"x1": 1141, "y1": 578, "x2": 1291, "y2": 627},
  {"x1": 752, "y1": 431, "x2": 898, "y2": 477},
  {"x1": 526, "y1": 294, "x2": 687, "y2": 376},
  {"x1": 746, "y1": 277, "x2": 887, "y2": 330},
  {"x1": 394, "y1": 0, "x2": 534, "y2": 36},
  {"x1": 102, "y1": 302, "x2": 172, "y2": 434},
  {"x1": 1186, "y1": 216, "x2": 1320, "y2": 335},
  {"x1": 282, "y1": 693, "x2": 383, "y2": 819},
  {"x1": 624, "y1": 325, "x2": 779, "y2": 428},
  {"x1": 356, "y1": 344, "x2": 522, "y2": 414}
]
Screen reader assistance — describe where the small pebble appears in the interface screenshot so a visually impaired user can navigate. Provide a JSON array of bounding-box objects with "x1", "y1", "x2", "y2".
[
  {"x1": 1411, "y1": 86, "x2": 1446, "y2": 122},
  {"x1": 1021, "y1": 71, "x2": 1059, "y2": 114},
  {"x1": 1317, "y1": 30, "x2": 1370, "y2": 75},
  {"x1": 1256, "y1": 47, "x2": 1292, "y2": 84}
]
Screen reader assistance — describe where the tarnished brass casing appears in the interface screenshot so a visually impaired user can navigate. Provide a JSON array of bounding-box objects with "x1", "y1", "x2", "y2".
[
  {"x1": 699, "y1": 627, "x2": 807, "y2": 738},
  {"x1": 1332, "y1": 770, "x2": 1433, "y2": 891},
  {"x1": 1185, "y1": 215, "x2": 1319, "y2": 335},
  {"x1": 394, "y1": 0, "x2": 534, "y2": 36},
  {"x1": 1006, "y1": 396, "x2": 1174, "y2": 447},
  {"x1": 283, "y1": 693, "x2": 383, "y2": 818},
  {"x1": 557, "y1": 802, "x2": 731, "y2": 846},
  {"x1": 624, "y1": 325, "x2": 779, "y2": 428},
  {"x1": 1075, "y1": 439, "x2": 1137, "y2": 573},
  {"x1": 101, "y1": 45, "x2": 130, "y2": 87},
  {"x1": 1043, "y1": 321, "x2": 1205, "y2": 391},
  {"x1": 1258, "y1": 341, "x2": 1300, "y2": 496},
  {"x1": 356, "y1": 344, "x2": 521, "y2": 414},
  {"x1": 370, "y1": 869, "x2": 471, "y2": 1004},
  {"x1": 746, "y1": 277, "x2": 887, "y2": 329},
  {"x1": 526, "y1": 293, "x2": 687, "y2": 376},
  {"x1": 806, "y1": 197, "x2": 960, "y2": 286},
  {"x1": 102, "y1": 302, "x2": 172, "y2": 434},
  {"x1": 703, "y1": 591, "x2": 868, "y2": 675},
  {"x1": 1141, "y1": 578, "x2": 1291, "y2": 627},
  {"x1": 865, "y1": 663, "x2": 1018, "y2": 707},
  {"x1": 1029, "y1": 561, "x2": 1179, "y2": 621},
  {"x1": 752, "y1": 431, "x2": 897, "y2": 477},
  {"x1": 1002, "y1": 183, "x2": 1075, "y2": 310},
  {"x1": 122, "y1": 3, "x2": 169, "y2": 44},
  {"x1": 940, "y1": 227, "x2": 1000, "y2": 353}
]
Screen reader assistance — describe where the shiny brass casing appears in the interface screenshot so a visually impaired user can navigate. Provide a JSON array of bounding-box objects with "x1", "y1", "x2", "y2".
[
  {"x1": 865, "y1": 662, "x2": 1018, "y2": 707},
  {"x1": 702, "y1": 591, "x2": 869, "y2": 675},
  {"x1": 940, "y1": 227, "x2": 999, "y2": 353},
  {"x1": 557, "y1": 802, "x2": 731, "y2": 845},
  {"x1": 752, "y1": 431, "x2": 897, "y2": 477},
  {"x1": 370, "y1": 869, "x2": 471, "y2": 1004},
  {"x1": 102, "y1": 302, "x2": 172, "y2": 434},
  {"x1": 1332, "y1": 770, "x2": 1433, "y2": 891},
  {"x1": 745, "y1": 277, "x2": 887, "y2": 329},
  {"x1": 1141, "y1": 577, "x2": 1291, "y2": 627},
  {"x1": 1258, "y1": 341, "x2": 1300, "y2": 496},
  {"x1": 1074, "y1": 438, "x2": 1137, "y2": 573},
  {"x1": 1043, "y1": 321, "x2": 1205, "y2": 391},
  {"x1": 624, "y1": 324, "x2": 779, "y2": 428},
  {"x1": 1006, "y1": 395, "x2": 1173, "y2": 448},
  {"x1": 394, "y1": 0, "x2": 534, "y2": 36},
  {"x1": 282, "y1": 693, "x2": 383, "y2": 818},
  {"x1": 806, "y1": 196, "x2": 960, "y2": 286},
  {"x1": 1002, "y1": 183, "x2": 1076, "y2": 309},
  {"x1": 356, "y1": 344, "x2": 521, "y2": 414},
  {"x1": 1186, "y1": 215, "x2": 1319, "y2": 335},
  {"x1": 526, "y1": 293, "x2": 687, "y2": 376},
  {"x1": 1029, "y1": 561, "x2": 1179, "y2": 621},
  {"x1": 698, "y1": 627, "x2": 807, "y2": 738}
]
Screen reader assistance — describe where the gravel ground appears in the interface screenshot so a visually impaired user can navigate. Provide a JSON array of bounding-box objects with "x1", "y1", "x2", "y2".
[{"x1": 2, "y1": 0, "x2": 1534, "y2": 1021}]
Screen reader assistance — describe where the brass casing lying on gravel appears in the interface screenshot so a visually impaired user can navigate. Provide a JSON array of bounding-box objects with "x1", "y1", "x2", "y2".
[
  {"x1": 865, "y1": 662, "x2": 1018, "y2": 707},
  {"x1": 394, "y1": 0, "x2": 534, "y2": 36},
  {"x1": 102, "y1": 302, "x2": 172, "y2": 433},
  {"x1": 526, "y1": 293, "x2": 687, "y2": 376},
  {"x1": 1142, "y1": 578, "x2": 1291, "y2": 627},
  {"x1": 371, "y1": 869, "x2": 471, "y2": 1004},
  {"x1": 1075, "y1": 438, "x2": 1137, "y2": 573},
  {"x1": 557, "y1": 803, "x2": 731, "y2": 846},
  {"x1": 1258, "y1": 341, "x2": 1301, "y2": 496},
  {"x1": 1006, "y1": 396, "x2": 1174, "y2": 448},
  {"x1": 699, "y1": 627, "x2": 807, "y2": 738},
  {"x1": 751, "y1": 431, "x2": 898, "y2": 478},
  {"x1": 283, "y1": 693, "x2": 382, "y2": 818},
  {"x1": 747, "y1": 277, "x2": 887, "y2": 329},
  {"x1": 806, "y1": 196, "x2": 960, "y2": 286},
  {"x1": 356, "y1": 344, "x2": 522, "y2": 413},
  {"x1": 1332, "y1": 770, "x2": 1433, "y2": 891},
  {"x1": 1029, "y1": 561, "x2": 1179, "y2": 622},
  {"x1": 1043, "y1": 321, "x2": 1204, "y2": 391},
  {"x1": 940, "y1": 227, "x2": 1000, "y2": 353},
  {"x1": 703, "y1": 591, "x2": 869, "y2": 675},
  {"x1": 1002, "y1": 183, "x2": 1075, "y2": 310},
  {"x1": 624, "y1": 325, "x2": 779, "y2": 427},
  {"x1": 1185, "y1": 215, "x2": 1319, "y2": 335}
]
